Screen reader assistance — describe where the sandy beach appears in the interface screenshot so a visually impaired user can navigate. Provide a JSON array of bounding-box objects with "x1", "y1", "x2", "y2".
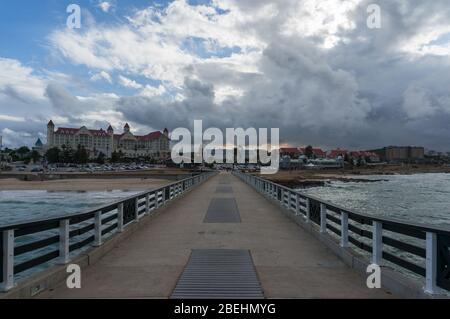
[{"x1": 0, "y1": 178, "x2": 171, "y2": 191}]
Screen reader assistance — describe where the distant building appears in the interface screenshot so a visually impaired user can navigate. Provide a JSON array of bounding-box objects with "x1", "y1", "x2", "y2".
[
  {"x1": 280, "y1": 148, "x2": 302, "y2": 158},
  {"x1": 33, "y1": 138, "x2": 44, "y2": 154},
  {"x1": 46, "y1": 120, "x2": 170, "y2": 159},
  {"x1": 371, "y1": 146, "x2": 424, "y2": 163},
  {"x1": 299, "y1": 147, "x2": 326, "y2": 158},
  {"x1": 328, "y1": 148, "x2": 348, "y2": 159}
]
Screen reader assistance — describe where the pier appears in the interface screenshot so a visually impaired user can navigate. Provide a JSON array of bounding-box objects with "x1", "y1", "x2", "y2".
[{"x1": 1, "y1": 172, "x2": 449, "y2": 298}]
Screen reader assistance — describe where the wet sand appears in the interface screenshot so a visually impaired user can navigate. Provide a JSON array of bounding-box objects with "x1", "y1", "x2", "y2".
[{"x1": 0, "y1": 178, "x2": 171, "y2": 191}]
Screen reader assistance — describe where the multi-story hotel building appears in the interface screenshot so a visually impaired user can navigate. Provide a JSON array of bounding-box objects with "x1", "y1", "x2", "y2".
[{"x1": 46, "y1": 120, "x2": 170, "y2": 159}]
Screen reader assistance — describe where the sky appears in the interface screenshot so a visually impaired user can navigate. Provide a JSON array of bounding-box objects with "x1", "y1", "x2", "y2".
[{"x1": 1, "y1": 0, "x2": 450, "y2": 151}]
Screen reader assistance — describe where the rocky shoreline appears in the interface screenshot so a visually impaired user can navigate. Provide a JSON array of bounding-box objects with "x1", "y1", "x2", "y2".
[{"x1": 262, "y1": 164, "x2": 450, "y2": 189}]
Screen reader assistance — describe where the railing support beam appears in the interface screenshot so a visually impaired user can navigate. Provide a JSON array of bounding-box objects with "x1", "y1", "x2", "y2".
[
  {"x1": 425, "y1": 232, "x2": 437, "y2": 294},
  {"x1": 94, "y1": 211, "x2": 102, "y2": 247},
  {"x1": 305, "y1": 198, "x2": 311, "y2": 223},
  {"x1": 117, "y1": 203, "x2": 124, "y2": 233},
  {"x1": 58, "y1": 219, "x2": 70, "y2": 264},
  {"x1": 145, "y1": 194, "x2": 150, "y2": 215},
  {"x1": 1, "y1": 230, "x2": 14, "y2": 292},
  {"x1": 135, "y1": 198, "x2": 140, "y2": 222},
  {"x1": 340, "y1": 212, "x2": 349, "y2": 248},
  {"x1": 372, "y1": 221, "x2": 383, "y2": 265},
  {"x1": 320, "y1": 203, "x2": 327, "y2": 233}
]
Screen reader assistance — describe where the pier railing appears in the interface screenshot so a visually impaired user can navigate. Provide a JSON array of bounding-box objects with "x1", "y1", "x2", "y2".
[
  {"x1": 233, "y1": 170, "x2": 450, "y2": 294},
  {"x1": 0, "y1": 171, "x2": 216, "y2": 292}
]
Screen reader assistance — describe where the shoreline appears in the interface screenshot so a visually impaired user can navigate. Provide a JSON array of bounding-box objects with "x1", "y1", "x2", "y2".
[
  {"x1": 0, "y1": 178, "x2": 171, "y2": 192},
  {"x1": 262, "y1": 164, "x2": 450, "y2": 188}
]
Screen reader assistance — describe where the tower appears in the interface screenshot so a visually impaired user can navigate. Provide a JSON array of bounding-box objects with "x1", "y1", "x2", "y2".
[
  {"x1": 163, "y1": 128, "x2": 169, "y2": 138},
  {"x1": 124, "y1": 123, "x2": 130, "y2": 134},
  {"x1": 47, "y1": 120, "x2": 55, "y2": 147},
  {"x1": 107, "y1": 125, "x2": 114, "y2": 157}
]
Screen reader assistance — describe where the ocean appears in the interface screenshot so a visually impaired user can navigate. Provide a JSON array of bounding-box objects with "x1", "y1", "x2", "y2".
[
  {"x1": 299, "y1": 173, "x2": 450, "y2": 228},
  {"x1": 0, "y1": 190, "x2": 142, "y2": 225}
]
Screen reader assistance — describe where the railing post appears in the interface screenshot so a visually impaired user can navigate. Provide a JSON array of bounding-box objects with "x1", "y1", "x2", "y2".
[
  {"x1": 58, "y1": 219, "x2": 70, "y2": 264},
  {"x1": 1, "y1": 230, "x2": 14, "y2": 292},
  {"x1": 340, "y1": 212, "x2": 349, "y2": 248},
  {"x1": 287, "y1": 191, "x2": 291, "y2": 210},
  {"x1": 145, "y1": 193, "x2": 150, "y2": 215},
  {"x1": 162, "y1": 187, "x2": 166, "y2": 204},
  {"x1": 305, "y1": 199, "x2": 311, "y2": 223},
  {"x1": 155, "y1": 192, "x2": 159, "y2": 209},
  {"x1": 117, "y1": 203, "x2": 124, "y2": 233},
  {"x1": 94, "y1": 211, "x2": 102, "y2": 247},
  {"x1": 320, "y1": 203, "x2": 327, "y2": 233},
  {"x1": 425, "y1": 232, "x2": 437, "y2": 294},
  {"x1": 135, "y1": 197, "x2": 140, "y2": 221},
  {"x1": 372, "y1": 221, "x2": 383, "y2": 265},
  {"x1": 296, "y1": 194, "x2": 300, "y2": 216}
]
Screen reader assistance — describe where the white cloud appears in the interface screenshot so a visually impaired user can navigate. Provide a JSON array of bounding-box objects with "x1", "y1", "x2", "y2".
[
  {"x1": 118, "y1": 75, "x2": 142, "y2": 89},
  {"x1": 90, "y1": 71, "x2": 113, "y2": 83},
  {"x1": 0, "y1": 114, "x2": 26, "y2": 122},
  {"x1": 139, "y1": 85, "x2": 166, "y2": 97},
  {"x1": 0, "y1": 57, "x2": 47, "y2": 102},
  {"x1": 99, "y1": 2, "x2": 112, "y2": 13}
]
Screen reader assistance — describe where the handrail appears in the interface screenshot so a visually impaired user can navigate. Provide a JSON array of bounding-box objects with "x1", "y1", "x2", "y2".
[
  {"x1": 0, "y1": 172, "x2": 212, "y2": 231},
  {"x1": 233, "y1": 170, "x2": 450, "y2": 294},
  {"x1": 0, "y1": 171, "x2": 217, "y2": 292}
]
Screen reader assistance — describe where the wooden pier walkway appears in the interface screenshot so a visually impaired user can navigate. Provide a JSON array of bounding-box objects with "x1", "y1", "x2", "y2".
[{"x1": 40, "y1": 172, "x2": 392, "y2": 298}]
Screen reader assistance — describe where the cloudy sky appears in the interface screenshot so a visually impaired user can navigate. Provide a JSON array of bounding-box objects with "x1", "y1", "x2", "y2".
[{"x1": 1, "y1": 0, "x2": 450, "y2": 150}]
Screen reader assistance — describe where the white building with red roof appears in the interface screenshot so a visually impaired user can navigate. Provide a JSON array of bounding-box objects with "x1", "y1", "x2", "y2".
[{"x1": 46, "y1": 120, "x2": 170, "y2": 159}]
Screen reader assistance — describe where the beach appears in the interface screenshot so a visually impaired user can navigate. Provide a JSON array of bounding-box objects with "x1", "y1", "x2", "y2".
[{"x1": 0, "y1": 178, "x2": 171, "y2": 191}]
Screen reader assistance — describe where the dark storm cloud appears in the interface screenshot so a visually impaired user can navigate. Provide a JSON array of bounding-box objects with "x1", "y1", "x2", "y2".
[{"x1": 114, "y1": 1, "x2": 450, "y2": 150}]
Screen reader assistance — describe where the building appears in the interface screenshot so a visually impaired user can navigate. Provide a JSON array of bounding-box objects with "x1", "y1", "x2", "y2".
[
  {"x1": 280, "y1": 148, "x2": 302, "y2": 158},
  {"x1": 299, "y1": 147, "x2": 326, "y2": 158},
  {"x1": 328, "y1": 148, "x2": 348, "y2": 159},
  {"x1": 371, "y1": 146, "x2": 424, "y2": 163},
  {"x1": 46, "y1": 120, "x2": 170, "y2": 160},
  {"x1": 33, "y1": 138, "x2": 44, "y2": 154}
]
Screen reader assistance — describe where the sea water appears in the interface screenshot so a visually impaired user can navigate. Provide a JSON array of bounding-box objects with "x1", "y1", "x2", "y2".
[{"x1": 300, "y1": 173, "x2": 450, "y2": 227}]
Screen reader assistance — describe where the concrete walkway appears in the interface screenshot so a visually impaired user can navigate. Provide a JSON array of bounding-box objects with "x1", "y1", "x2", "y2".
[{"x1": 41, "y1": 172, "x2": 393, "y2": 298}]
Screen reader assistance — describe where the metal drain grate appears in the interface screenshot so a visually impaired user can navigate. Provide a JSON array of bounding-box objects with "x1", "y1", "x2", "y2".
[
  {"x1": 204, "y1": 198, "x2": 241, "y2": 223},
  {"x1": 215, "y1": 185, "x2": 233, "y2": 193},
  {"x1": 171, "y1": 249, "x2": 264, "y2": 299}
]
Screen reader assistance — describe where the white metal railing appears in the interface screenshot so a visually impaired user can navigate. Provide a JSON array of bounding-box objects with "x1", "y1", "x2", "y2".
[
  {"x1": 233, "y1": 170, "x2": 450, "y2": 294},
  {"x1": 0, "y1": 171, "x2": 216, "y2": 292}
]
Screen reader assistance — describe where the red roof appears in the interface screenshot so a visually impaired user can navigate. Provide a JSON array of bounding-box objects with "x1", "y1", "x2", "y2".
[
  {"x1": 55, "y1": 128, "x2": 79, "y2": 135},
  {"x1": 312, "y1": 148, "x2": 326, "y2": 157},
  {"x1": 137, "y1": 131, "x2": 163, "y2": 141},
  {"x1": 89, "y1": 129, "x2": 109, "y2": 137},
  {"x1": 55, "y1": 127, "x2": 109, "y2": 136},
  {"x1": 298, "y1": 147, "x2": 326, "y2": 157},
  {"x1": 114, "y1": 131, "x2": 164, "y2": 142}
]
